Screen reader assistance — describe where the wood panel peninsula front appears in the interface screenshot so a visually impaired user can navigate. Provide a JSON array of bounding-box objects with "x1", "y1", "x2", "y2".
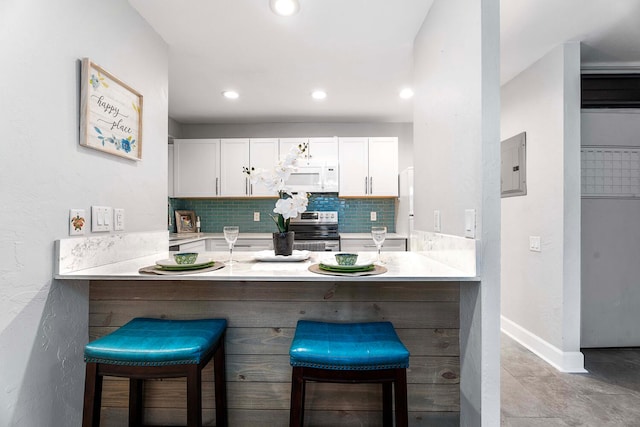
[{"x1": 56, "y1": 233, "x2": 479, "y2": 426}]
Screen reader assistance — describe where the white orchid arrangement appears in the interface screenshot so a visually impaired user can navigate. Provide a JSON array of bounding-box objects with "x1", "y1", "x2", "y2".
[{"x1": 243, "y1": 145, "x2": 309, "y2": 233}]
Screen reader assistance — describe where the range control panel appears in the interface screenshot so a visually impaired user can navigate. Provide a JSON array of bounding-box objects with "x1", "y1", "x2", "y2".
[{"x1": 292, "y1": 211, "x2": 338, "y2": 224}]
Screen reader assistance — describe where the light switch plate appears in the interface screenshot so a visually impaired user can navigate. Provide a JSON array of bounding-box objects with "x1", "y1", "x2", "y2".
[
  {"x1": 434, "y1": 210, "x2": 441, "y2": 232},
  {"x1": 254, "y1": 212, "x2": 260, "y2": 221},
  {"x1": 69, "y1": 209, "x2": 86, "y2": 235},
  {"x1": 91, "y1": 206, "x2": 112, "y2": 232},
  {"x1": 370, "y1": 211, "x2": 377, "y2": 221},
  {"x1": 529, "y1": 236, "x2": 541, "y2": 252},
  {"x1": 464, "y1": 209, "x2": 476, "y2": 238},
  {"x1": 114, "y1": 208, "x2": 125, "y2": 231}
]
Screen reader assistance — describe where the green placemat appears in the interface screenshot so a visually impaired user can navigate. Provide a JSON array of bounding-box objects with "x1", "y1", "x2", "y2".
[
  {"x1": 308, "y1": 263, "x2": 387, "y2": 277},
  {"x1": 139, "y1": 262, "x2": 225, "y2": 275}
]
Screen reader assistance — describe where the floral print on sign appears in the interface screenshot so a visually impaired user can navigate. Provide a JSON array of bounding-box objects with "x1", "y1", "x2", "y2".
[
  {"x1": 89, "y1": 72, "x2": 108, "y2": 89},
  {"x1": 94, "y1": 127, "x2": 136, "y2": 153}
]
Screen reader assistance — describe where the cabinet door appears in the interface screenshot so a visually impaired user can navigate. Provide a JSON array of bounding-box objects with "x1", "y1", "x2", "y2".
[
  {"x1": 173, "y1": 139, "x2": 220, "y2": 197},
  {"x1": 207, "y1": 238, "x2": 273, "y2": 252},
  {"x1": 340, "y1": 238, "x2": 406, "y2": 252},
  {"x1": 338, "y1": 137, "x2": 369, "y2": 196},
  {"x1": 179, "y1": 240, "x2": 206, "y2": 252},
  {"x1": 368, "y1": 137, "x2": 398, "y2": 196},
  {"x1": 220, "y1": 139, "x2": 250, "y2": 196},
  {"x1": 308, "y1": 137, "x2": 338, "y2": 164},
  {"x1": 233, "y1": 238, "x2": 273, "y2": 251},
  {"x1": 250, "y1": 138, "x2": 279, "y2": 196},
  {"x1": 168, "y1": 144, "x2": 174, "y2": 197},
  {"x1": 279, "y1": 138, "x2": 309, "y2": 162}
]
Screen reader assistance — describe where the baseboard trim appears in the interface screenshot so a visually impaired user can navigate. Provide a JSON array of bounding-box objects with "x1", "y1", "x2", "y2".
[{"x1": 501, "y1": 315, "x2": 587, "y2": 373}]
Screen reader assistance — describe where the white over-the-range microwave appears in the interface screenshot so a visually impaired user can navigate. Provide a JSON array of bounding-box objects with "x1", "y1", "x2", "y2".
[{"x1": 287, "y1": 163, "x2": 339, "y2": 193}]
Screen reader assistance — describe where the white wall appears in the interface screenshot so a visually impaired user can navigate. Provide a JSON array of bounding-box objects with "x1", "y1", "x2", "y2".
[
  {"x1": 413, "y1": 0, "x2": 501, "y2": 425},
  {"x1": 500, "y1": 43, "x2": 584, "y2": 372},
  {"x1": 581, "y1": 110, "x2": 640, "y2": 347},
  {"x1": 0, "y1": 1, "x2": 168, "y2": 424},
  {"x1": 180, "y1": 122, "x2": 414, "y2": 170}
]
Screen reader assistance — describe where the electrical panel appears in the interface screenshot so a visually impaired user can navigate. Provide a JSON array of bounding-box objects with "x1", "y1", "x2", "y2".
[{"x1": 501, "y1": 132, "x2": 527, "y2": 198}]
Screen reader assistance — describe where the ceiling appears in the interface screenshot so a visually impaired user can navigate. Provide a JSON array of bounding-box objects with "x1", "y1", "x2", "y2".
[{"x1": 128, "y1": 0, "x2": 640, "y2": 125}]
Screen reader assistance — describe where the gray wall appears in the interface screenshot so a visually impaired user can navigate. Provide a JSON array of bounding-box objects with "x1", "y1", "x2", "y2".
[
  {"x1": 0, "y1": 1, "x2": 168, "y2": 424},
  {"x1": 500, "y1": 43, "x2": 583, "y2": 371},
  {"x1": 179, "y1": 122, "x2": 414, "y2": 171},
  {"x1": 581, "y1": 110, "x2": 640, "y2": 347}
]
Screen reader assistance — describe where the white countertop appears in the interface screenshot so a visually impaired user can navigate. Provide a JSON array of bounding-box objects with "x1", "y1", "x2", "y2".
[{"x1": 55, "y1": 250, "x2": 477, "y2": 282}]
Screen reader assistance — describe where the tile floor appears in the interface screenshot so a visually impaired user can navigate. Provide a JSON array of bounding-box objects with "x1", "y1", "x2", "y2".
[{"x1": 501, "y1": 334, "x2": 640, "y2": 426}]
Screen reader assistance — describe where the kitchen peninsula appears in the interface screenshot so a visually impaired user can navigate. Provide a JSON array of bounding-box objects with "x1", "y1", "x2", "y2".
[{"x1": 56, "y1": 231, "x2": 478, "y2": 426}]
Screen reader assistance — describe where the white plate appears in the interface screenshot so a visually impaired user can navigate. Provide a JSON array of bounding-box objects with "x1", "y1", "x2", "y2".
[
  {"x1": 253, "y1": 250, "x2": 311, "y2": 262},
  {"x1": 320, "y1": 255, "x2": 375, "y2": 268},
  {"x1": 156, "y1": 256, "x2": 215, "y2": 268}
]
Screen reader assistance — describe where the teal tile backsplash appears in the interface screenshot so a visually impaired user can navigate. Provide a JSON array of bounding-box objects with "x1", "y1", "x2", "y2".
[{"x1": 169, "y1": 194, "x2": 396, "y2": 233}]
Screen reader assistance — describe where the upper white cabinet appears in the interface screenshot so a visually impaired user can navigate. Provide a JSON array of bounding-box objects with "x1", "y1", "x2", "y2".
[
  {"x1": 279, "y1": 137, "x2": 338, "y2": 165},
  {"x1": 338, "y1": 137, "x2": 398, "y2": 197},
  {"x1": 172, "y1": 136, "x2": 398, "y2": 198},
  {"x1": 173, "y1": 139, "x2": 221, "y2": 197},
  {"x1": 249, "y1": 138, "x2": 280, "y2": 196},
  {"x1": 168, "y1": 144, "x2": 174, "y2": 197},
  {"x1": 219, "y1": 138, "x2": 279, "y2": 197}
]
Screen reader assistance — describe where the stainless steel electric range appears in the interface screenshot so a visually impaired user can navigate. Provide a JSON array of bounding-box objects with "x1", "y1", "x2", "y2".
[{"x1": 289, "y1": 211, "x2": 340, "y2": 252}]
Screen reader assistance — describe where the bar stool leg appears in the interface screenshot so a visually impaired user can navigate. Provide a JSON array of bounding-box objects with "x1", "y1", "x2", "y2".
[
  {"x1": 82, "y1": 363, "x2": 102, "y2": 427},
  {"x1": 214, "y1": 339, "x2": 228, "y2": 427},
  {"x1": 289, "y1": 367, "x2": 306, "y2": 427},
  {"x1": 382, "y1": 382, "x2": 393, "y2": 427},
  {"x1": 394, "y1": 369, "x2": 409, "y2": 427},
  {"x1": 186, "y1": 365, "x2": 202, "y2": 427},
  {"x1": 128, "y1": 378, "x2": 144, "y2": 427}
]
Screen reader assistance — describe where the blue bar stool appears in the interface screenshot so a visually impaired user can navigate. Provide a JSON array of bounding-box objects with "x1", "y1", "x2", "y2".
[
  {"x1": 82, "y1": 317, "x2": 228, "y2": 427},
  {"x1": 289, "y1": 320, "x2": 410, "y2": 427}
]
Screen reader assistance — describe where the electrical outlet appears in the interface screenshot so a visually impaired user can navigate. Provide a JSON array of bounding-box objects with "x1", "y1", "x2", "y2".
[
  {"x1": 91, "y1": 206, "x2": 113, "y2": 232},
  {"x1": 434, "y1": 210, "x2": 441, "y2": 232},
  {"x1": 254, "y1": 212, "x2": 260, "y2": 221},
  {"x1": 114, "y1": 208, "x2": 125, "y2": 231},
  {"x1": 529, "y1": 236, "x2": 541, "y2": 252},
  {"x1": 69, "y1": 209, "x2": 86, "y2": 235},
  {"x1": 370, "y1": 211, "x2": 377, "y2": 221}
]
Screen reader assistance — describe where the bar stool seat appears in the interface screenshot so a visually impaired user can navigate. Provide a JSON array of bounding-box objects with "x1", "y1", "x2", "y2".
[
  {"x1": 82, "y1": 317, "x2": 228, "y2": 427},
  {"x1": 289, "y1": 320, "x2": 410, "y2": 427}
]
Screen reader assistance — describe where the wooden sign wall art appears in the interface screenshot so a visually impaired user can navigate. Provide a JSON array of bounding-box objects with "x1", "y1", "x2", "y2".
[{"x1": 80, "y1": 58, "x2": 143, "y2": 160}]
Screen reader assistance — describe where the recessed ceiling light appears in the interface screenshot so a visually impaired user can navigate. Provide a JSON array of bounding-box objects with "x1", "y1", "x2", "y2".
[
  {"x1": 222, "y1": 90, "x2": 239, "y2": 99},
  {"x1": 399, "y1": 88, "x2": 414, "y2": 99},
  {"x1": 269, "y1": 0, "x2": 300, "y2": 16},
  {"x1": 311, "y1": 90, "x2": 327, "y2": 100}
]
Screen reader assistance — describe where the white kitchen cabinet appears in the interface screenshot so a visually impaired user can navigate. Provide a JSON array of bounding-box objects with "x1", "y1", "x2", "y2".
[
  {"x1": 220, "y1": 138, "x2": 250, "y2": 196},
  {"x1": 279, "y1": 138, "x2": 308, "y2": 161},
  {"x1": 340, "y1": 238, "x2": 406, "y2": 252},
  {"x1": 249, "y1": 138, "x2": 280, "y2": 196},
  {"x1": 173, "y1": 139, "x2": 221, "y2": 197},
  {"x1": 207, "y1": 238, "x2": 273, "y2": 252},
  {"x1": 279, "y1": 137, "x2": 338, "y2": 165},
  {"x1": 338, "y1": 137, "x2": 398, "y2": 197},
  {"x1": 220, "y1": 138, "x2": 279, "y2": 197},
  {"x1": 175, "y1": 239, "x2": 207, "y2": 252},
  {"x1": 168, "y1": 144, "x2": 174, "y2": 197}
]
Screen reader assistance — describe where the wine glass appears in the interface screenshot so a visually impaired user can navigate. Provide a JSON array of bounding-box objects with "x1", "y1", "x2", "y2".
[
  {"x1": 371, "y1": 226, "x2": 387, "y2": 264},
  {"x1": 223, "y1": 226, "x2": 239, "y2": 264}
]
